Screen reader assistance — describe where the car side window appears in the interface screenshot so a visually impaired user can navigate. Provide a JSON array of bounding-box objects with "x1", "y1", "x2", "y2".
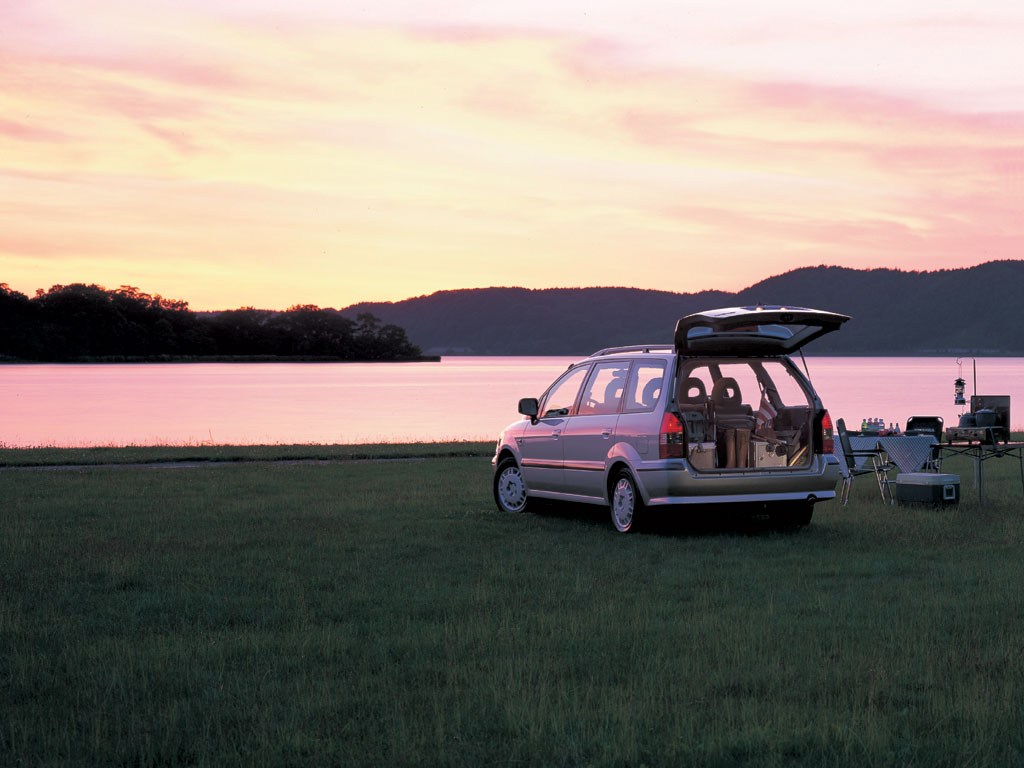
[
  {"x1": 578, "y1": 362, "x2": 632, "y2": 416},
  {"x1": 623, "y1": 361, "x2": 667, "y2": 412},
  {"x1": 539, "y1": 365, "x2": 590, "y2": 418}
]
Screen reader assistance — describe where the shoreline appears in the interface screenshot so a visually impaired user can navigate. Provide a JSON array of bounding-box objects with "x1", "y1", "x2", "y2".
[
  {"x1": 0, "y1": 354, "x2": 441, "y2": 364},
  {"x1": 0, "y1": 440, "x2": 495, "y2": 468}
]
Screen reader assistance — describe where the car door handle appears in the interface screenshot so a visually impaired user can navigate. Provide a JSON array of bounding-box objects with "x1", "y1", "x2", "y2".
[
  {"x1": 601, "y1": 429, "x2": 613, "y2": 439},
  {"x1": 551, "y1": 429, "x2": 561, "y2": 440}
]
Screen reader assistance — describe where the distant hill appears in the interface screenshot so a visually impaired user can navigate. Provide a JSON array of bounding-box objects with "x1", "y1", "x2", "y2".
[{"x1": 340, "y1": 261, "x2": 1024, "y2": 356}]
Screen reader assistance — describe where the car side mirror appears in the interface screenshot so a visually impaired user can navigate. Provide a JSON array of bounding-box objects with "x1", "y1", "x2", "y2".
[{"x1": 518, "y1": 397, "x2": 539, "y2": 424}]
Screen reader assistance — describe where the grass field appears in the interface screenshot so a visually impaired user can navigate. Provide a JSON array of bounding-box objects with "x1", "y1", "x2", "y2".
[{"x1": 2, "y1": 442, "x2": 1024, "y2": 767}]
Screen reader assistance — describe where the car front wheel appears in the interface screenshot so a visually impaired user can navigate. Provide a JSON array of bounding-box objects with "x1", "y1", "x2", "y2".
[
  {"x1": 494, "y1": 457, "x2": 531, "y2": 514},
  {"x1": 610, "y1": 469, "x2": 643, "y2": 533}
]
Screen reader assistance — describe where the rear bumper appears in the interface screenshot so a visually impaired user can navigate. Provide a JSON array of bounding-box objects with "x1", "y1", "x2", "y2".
[
  {"x1": 638, "y1": 453, "x2": 842, "y2": 507},
  {"x1": 647, "y1": 489, "x2": 837, "y2": 506}
]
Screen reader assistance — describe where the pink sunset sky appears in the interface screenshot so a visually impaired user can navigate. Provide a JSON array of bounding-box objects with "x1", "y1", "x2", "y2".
[{"x1": 2, "y1": 0, "x2": 1023, "y2": 310}]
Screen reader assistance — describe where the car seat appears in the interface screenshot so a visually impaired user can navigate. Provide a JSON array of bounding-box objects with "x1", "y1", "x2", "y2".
[
  {"x1": 678, "y1": 376, "x2": 710, "y2": 444},
  {"x1": 710, "y1": 377, "x2": 754, "y2": 427},
  {"x1": 680, "y1": 377, "x2": 707, "y2": 405},
  {"x1": 640, "y1": 378, "x2": 662, "y2": 409},
  {"x1": 711, "y1": 377, "x2": 754, "y2": 468},
  {"x1": 603, "y1": 376, "x2": 625, "y2": 411}
]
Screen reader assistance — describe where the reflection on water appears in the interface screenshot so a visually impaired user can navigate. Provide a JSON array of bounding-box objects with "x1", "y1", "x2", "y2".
[{"x1": 2, "y1": 356, "x2": 1022, "y2": 447}]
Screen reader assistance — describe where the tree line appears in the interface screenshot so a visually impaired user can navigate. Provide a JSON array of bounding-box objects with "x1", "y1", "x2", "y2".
[
  {"x1": 0, "y1": 283, "x2": 424, "y2": 362},
  {"x1": 341, "y1": 261, "x2": 1024, "y2": 355}
]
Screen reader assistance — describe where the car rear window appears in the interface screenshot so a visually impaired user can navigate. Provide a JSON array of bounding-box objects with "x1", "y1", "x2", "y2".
[{"x1": 682, "y1": 359, "x2": 809, "y2": 410}]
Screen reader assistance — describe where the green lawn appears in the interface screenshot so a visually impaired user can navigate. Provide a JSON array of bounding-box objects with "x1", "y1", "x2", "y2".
[{"x1": 2, "y1": 444, "x2": 1023, "y2": 767}]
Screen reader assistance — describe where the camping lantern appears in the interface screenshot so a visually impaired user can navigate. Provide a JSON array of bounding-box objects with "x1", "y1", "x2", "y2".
[{"x1": 954, "y1": 357, "x2": 975, "y2": 408}]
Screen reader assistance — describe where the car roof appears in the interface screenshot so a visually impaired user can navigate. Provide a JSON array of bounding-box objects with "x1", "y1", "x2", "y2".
[{"x1": 588, "y1": 345, "x2": 675, "y2": 358}]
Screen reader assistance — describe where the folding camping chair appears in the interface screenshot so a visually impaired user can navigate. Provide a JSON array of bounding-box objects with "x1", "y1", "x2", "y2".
[{"x1": 836, "y1": 418, "x2": 895, "y2": 505}]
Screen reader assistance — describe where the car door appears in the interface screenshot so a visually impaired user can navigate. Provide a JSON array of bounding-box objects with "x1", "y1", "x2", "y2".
[
  {"x1": 614, "y1": 358, "x2": 669, "y2": 460},
  {"x1": 517, "y1": 364, "x2": 590, "y2": 493},
  {"x1": 561, "y1": 360, "x2": 632, "y2": 499}
]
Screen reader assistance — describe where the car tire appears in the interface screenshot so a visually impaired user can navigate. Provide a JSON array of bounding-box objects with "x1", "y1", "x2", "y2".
[
  {"x1": 610, "y1": 469, "x2": 643, "y2": 533},
  {"x1": 772, "y1": 502, "x2": 813, "y2": 530},
  {"x1": 494, "y1": 457, "x2": 531, "y2": 514},
  {"x1": 793, "y1": 502, "x2": 814, "y2": 528}
]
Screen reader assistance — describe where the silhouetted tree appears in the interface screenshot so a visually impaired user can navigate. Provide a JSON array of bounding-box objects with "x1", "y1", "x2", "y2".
[
  {"x1": 207, "y1": 308, "x2": 281, "y2": 355},
  {"x1": 269, "y1": 306, "x2": 357, "y2": 356},
  {"x1": 0, "y1": 283, "x2": 421, "y2": 361},
  {"x1": 32, "y1": 284, "x2": 135, "y2": 359},
  {"x1": 0, "y1": 284, "x2": 37, "y2": 358},
  {"x1": 352, "y1": 312, "x2": 420, "y2": 359}
]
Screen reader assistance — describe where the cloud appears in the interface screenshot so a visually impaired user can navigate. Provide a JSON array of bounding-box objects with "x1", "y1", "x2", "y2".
[
  {"x1": 2, "y1": 4, "x2": 1023, "y2": 308},
  {"x1": 0, "y1": 118, "x2": 69, "y2": 144}
]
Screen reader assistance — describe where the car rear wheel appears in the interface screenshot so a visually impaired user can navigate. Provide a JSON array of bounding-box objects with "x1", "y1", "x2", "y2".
[
  {"x1": 771, "y1": 501, "x2": 814, "y2": 530},
  {"x1": 494, "y1": 457, "x2": 531, "y2": 514},
  {"x1": 610, "y1": 469, "x2": 642, "y2": 533}
]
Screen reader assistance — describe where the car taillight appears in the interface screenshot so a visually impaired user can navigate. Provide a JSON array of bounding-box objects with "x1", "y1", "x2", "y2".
[
  {"x1": 659, "y1": 411, "x2": 686, "y2": 459},
  {"x1": 820, "y1": 410, "x2": 835, "y2": 455}
]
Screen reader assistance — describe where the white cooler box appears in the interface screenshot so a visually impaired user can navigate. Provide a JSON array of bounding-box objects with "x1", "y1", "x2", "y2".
[{"x1": 895, "y1": 473, "x2": 960, "y2": 505}]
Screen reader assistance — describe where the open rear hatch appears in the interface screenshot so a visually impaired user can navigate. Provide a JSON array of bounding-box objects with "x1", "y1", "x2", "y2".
[{"x1": 674, "y1": 305, "x2": 850, "y2": 356}]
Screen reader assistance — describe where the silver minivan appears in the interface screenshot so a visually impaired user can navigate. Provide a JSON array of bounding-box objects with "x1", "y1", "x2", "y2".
[{"x1": 492, "y1": 306, "x2": 850, "y2": 532}]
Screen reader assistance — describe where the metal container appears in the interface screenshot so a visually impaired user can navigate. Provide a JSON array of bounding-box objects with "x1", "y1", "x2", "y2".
[
  {"x1": 974, "y1": 408, "x2": 997, "y2": 427},
  {"x1": 751, "y1": 440, "x2": 788, "y2": 468},
  {"x1": 687, "y1": 441, "x2": 716, "y2": 470}
]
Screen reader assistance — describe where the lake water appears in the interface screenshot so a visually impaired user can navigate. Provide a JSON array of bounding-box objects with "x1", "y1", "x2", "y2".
[{"x1": 2, "y1": 357, "x2": 1021, "y2": 448}]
